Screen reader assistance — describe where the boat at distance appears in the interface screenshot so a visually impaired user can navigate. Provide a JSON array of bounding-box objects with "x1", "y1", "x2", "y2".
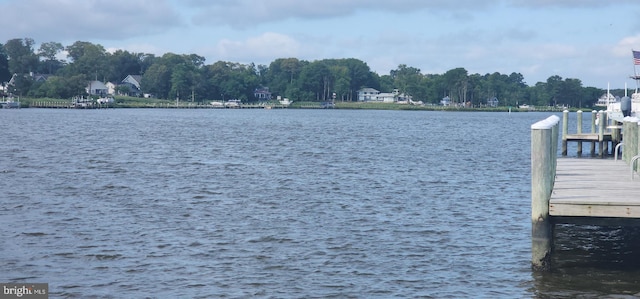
[{"x1": 0, "y1": 96, "x2": 20, "y2": 108}]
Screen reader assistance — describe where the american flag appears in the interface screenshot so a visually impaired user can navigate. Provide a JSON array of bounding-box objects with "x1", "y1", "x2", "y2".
[{"x1": 634, "y1": 50, "x2": 640, "y2": 65}]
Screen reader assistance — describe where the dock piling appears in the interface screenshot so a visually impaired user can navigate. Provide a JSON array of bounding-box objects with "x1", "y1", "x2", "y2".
[
  {"x1": 531, "y1": 115, "x2": 560, "y2": 271},
  {"x1": 577, "y1": 110, "x2": 583, "y2": 155}
]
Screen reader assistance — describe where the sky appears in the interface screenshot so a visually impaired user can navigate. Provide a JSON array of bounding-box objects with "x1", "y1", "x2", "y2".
[{"x1": 1, "y1": 0, "x2": 640, "y2": 89}]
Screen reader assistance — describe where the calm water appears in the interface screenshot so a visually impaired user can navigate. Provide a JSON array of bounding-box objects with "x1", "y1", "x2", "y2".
[{"x1": 1, "y1": 108, "x2": 640, "y2": 298}]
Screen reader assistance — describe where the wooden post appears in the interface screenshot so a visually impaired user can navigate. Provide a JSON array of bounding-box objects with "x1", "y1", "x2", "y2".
[
  {"x1": 624, "y1": 117, "x2": 639, "y2": 164},
  {"x1": 531, "y1": 115, "x2": 560, "y2": 271},
  {"x1": 637, "y1": 122, "x2": 640, "y2": 173},
  {"x1": 591, "y1": 110, "x2": 597, "y2": 155},
  {"x1": 561, "y1": 110, "x2": 568, "y2": 156},
  {"x1": 577, "y1": 110, "x2": 583, "y2": 155},
  {"x1": 598, "y1": 111, "x2": 605, "y2": 157}
]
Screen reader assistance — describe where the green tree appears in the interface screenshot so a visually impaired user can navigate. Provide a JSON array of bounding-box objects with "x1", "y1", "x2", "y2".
[
  {"x1": 343, "y1": 58, "x2": 377, "y2": 101},
  {"x1": 264, "y1": 58, "x2": 305, "y2": 98},
  {"x1": 141, "y1": 63, "x2": 171, "y2": 99},
  {"x1": 442, "y1": 68, "x2": 469, "y2": 105},
  {"x1": 203, "y1": 61, "x2": 258, "y2": 102},
  {"x1": 106, "y1": 50, "x2": 145, "y2": 83},
  {"x1": 378, "y1": 74, "x2": 394, "y2": 95},
  {"x1": 297, "y1": 61, "x2": 332, "y2": 101},
  {"x1": 37, "y1": 41, "x2": 64, "y2": 74},
  {"x1": 329, "y1": 65, "x2": 350, "y2": 101},
  {"x1": 63, "y1": 41, "x2": 108, "y2": 80},
  {"x1": 140, "y1": 53, "x2": 205, "y2": 100},
  {"x1": 391, "y1": 64, "x2": 424, "y2": 101},
  {"x1": 0, "y1": 43, "x2": 11, "y2": 84},
  {"x1": 6, "y1": 74, "x2": 33, "y2": 96},
  {"x1": 4, "y1": 38, "x2": 39, "y2": 75},
  {"x1": 562, "y1": 78, "x2": 583, "y2": 108}
]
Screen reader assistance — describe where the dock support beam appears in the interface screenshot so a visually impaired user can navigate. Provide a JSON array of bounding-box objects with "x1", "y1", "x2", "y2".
[
  {"x1": 561, "y1": 110, "x2": 568, "y2": 156},
  {"x1": 577, "y1": 110, "x2": 583, "y2": 155},
  {"x1": 623, "y1": 118, "x2": 640, "y2": 168},
  {"x1": 531, "y1": 115, "x2": 560, "y2": 271},
  {"x1": 591, "y1": 110, "x2": 597, "y2": 155},
  {"x1": 598, "y1": 111, "x2": 606, "y2": 157}
]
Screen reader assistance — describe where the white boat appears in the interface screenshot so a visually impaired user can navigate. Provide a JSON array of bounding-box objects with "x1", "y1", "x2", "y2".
[
  {"x1": 0, "y1": 96, "x2": 20, "y2": 109},
  {"x1": 210, "y1": 101, "x2": 224, "y2": 107},
  {"x1": 225, "y1": 99, "x2": 241, "y2": 108},
  {"x1": 279, "y1": 98, "x2": 292, "y2": 106},
  {"x1": 96, "y1": 96, "x2": 114, "y2": 104},
  {"x1": 595, "y1": 93, "x2": 617, "y2": 107},
  {"x1": 605, "y1": 51, "x2": 640, "y2": 122},
  {"x1": 604, "y1": 91, "x2": 640, "y2": 123}
]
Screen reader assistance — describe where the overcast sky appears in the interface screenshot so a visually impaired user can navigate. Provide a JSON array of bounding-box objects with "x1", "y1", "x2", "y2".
[{"x1": 1, "y1": 0, "x2": 640, "y2": 89}]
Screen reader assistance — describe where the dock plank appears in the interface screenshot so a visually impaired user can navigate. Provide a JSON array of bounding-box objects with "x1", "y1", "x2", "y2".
[
  {"x1": 549, "y1": 158, "x2": 640, "y2": 218},
  {"x1": 564, "y1": 133, "x2": 609, "y2": 141}
]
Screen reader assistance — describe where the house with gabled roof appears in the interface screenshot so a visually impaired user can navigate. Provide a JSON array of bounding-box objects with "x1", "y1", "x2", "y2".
[
  {"x1": 254, "y1": 87, "x2": 272, "y2": 100},
  {"x1": 87, "y1": 80, "x2": 108, "y2": 96},
  {"x1": 120, "y1": 75, "x2": 143, "y2": 97}
]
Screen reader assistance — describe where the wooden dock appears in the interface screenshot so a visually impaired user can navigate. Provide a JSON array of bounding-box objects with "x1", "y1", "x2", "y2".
[
  {"x1": 531, "y1": 113, "x2": 640, "y2": 271},
  {"x1": 560, "y1": 110, "x2": 620, "y2": 156},
  {"x1": 550, "y1": 158, "x2": 640, "y2": 219}
]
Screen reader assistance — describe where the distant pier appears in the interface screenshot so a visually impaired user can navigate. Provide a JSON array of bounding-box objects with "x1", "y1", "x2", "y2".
[
  {"x1": 560, "y1": 110, "x2": 621, "y2": 157},
  {"x1": 531, "y1": 113, "x2": 640, "y2": 271}
]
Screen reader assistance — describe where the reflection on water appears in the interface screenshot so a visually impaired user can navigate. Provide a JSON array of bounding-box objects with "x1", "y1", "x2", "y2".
[{"x1": 533, "y1": 224, "x2": 640, "y2": 298}]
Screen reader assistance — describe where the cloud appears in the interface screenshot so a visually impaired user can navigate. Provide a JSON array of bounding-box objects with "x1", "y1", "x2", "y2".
[
  {"x1": 509, "y1": 0, "x2": 639, "y2": 8},
  {"x1": 196, "y1": 32, "x2": 302, "y2": 64},
  {"x1": 0, "y1": 0, "x2": 183, "y2": 43},
  {"x1": 186, "y1": 0, "x2": 492, "y2": 29},
  {"x1": 614, "y1": 35, "x2": 640, "y2": 56}
]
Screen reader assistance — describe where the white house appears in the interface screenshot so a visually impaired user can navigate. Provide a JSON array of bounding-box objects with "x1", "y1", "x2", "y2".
[
  {"x1": 357, "y1": 87, "x2": 380, "y2": 101},
  {"x1": 86, "y1": 80, "x2": 108, "y2": 96},
  {"x1": 376, "y1": 92, "x2": 396, "y2": 102},
  {"x1": 358, "y1": 88, "x2": 412, "y2": 103}
]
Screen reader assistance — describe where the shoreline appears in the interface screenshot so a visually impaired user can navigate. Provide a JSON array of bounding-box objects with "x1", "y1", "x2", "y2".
[{"x1": 13, "y1": 97, "x2": 580, "y2": 112}]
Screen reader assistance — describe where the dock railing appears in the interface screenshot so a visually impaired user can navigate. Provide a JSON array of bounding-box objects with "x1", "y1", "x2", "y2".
[{"x1": 561, "y1": 110, "x2": 621, "y2": 157}]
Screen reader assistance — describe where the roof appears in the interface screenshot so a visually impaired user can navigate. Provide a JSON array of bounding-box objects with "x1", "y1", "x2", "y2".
[
  {"x1": 122, "y1": 75, "x2": 142, "y2": 89},
  {"x1": 358, "y1": 87, "x2": 379, "y2": 93},
  {"x1": 88, "y1": 80, "x2": 107, "y2": 90}
]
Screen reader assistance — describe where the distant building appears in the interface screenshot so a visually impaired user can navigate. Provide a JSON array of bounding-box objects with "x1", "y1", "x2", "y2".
[
  {"x1": 357, "y1": 88, "x2": 412, "y2": 103},
  {"x1": 120, "y1": 75, "x2": 143, "y2": 97},
  {"x1": 357, "y1": 87, "x2": 380, "y2": 101},
  {"x1": 441, "y1": 96, "x2": 451, "y2": 106},
  {"x1": 105, "y1": 82, "x2": 117, "y2": 95},
  {"x1": 86, "y1": 80, "x2": 108, "y2": 96},
  {"x1": 254, "y1": 87, "x2": 272, "y2": 100},
  {"x1": 487, "y1": 97, "x2": 499, "y2": 107}
]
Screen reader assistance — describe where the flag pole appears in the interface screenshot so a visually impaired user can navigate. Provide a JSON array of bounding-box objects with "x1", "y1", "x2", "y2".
[{"x1": 633, "y1": 49, "x2": 639, "y2": 92}]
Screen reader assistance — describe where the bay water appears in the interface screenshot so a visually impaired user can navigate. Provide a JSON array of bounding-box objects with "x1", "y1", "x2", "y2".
[{"x1": 1, "y1": 108, "x2": 640, "y2": 298}]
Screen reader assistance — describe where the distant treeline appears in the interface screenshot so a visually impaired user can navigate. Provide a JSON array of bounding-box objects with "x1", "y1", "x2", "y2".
[{"x1": 0, "y1": 37, "x2": 612, "y2": 107}]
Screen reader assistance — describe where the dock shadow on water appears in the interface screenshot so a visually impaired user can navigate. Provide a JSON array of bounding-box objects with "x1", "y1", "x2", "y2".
[{"x1": 533, "y1": 224, "x2": 640, "y2": 298}]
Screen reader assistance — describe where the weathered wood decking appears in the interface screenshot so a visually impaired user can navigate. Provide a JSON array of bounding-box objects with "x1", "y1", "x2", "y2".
[
  {"x1": 550, "y1": 158, "x2": 640, "y2": 218},
  {"x1": 531, "y1": 112, "x2": 640, "y2": 270}
]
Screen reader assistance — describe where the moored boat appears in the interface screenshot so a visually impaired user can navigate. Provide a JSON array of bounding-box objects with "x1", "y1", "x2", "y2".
[{"x1": 0, "y1": 96, "x2": 20, "y2": 108}]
